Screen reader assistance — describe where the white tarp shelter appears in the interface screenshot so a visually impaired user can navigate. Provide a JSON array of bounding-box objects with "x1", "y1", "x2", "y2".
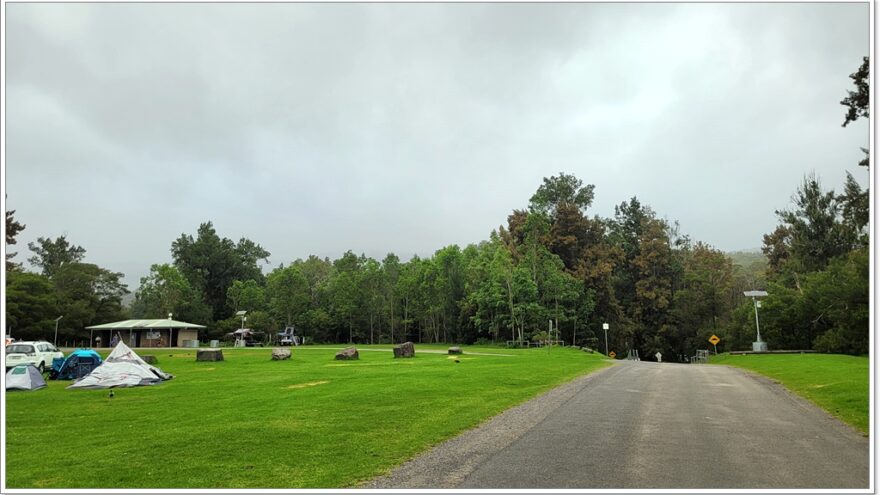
[
  {"x1": 68, "y1": 341, "x2": 173, "y2": 390},
  {"x1": 6, "y1": 364, "x2": 47, "y2": 391}
]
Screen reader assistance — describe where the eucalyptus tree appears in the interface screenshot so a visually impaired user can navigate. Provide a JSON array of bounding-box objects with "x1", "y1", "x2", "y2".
[
  {"x1": 381, "y1": 253, "x2": 401, "y2": 343},
  {"x1": 330, "y1": 251, "x2": 363, "y2": 343},
  {"x1": 171, "y1": 222, "x2": 270, "y2": 321},
  {"x1": 362, "y1": 258, "x2": 384, "y2": 344},
  {"x1": 134, "y1": 263, "x2": 210, "y2": 324},
  {"x1": 54, "y1": 262, "x2": 129, "y2": 333},
  {"x1": 27, "y1": 235, "x2": 86, "y2": 278},
  {"x1": 265, "y1": 264, "x2": 310, "y2": 328}
]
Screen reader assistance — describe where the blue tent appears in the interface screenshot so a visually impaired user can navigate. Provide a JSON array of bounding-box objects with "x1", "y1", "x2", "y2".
[{"x1": 50, "y1": 349, "x2": 102, "y2": 380}]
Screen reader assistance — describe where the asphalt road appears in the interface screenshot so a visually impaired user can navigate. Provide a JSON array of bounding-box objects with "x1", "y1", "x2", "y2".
[{"x1": 366, "y1": 361, "x2": 869, "y2": 489}]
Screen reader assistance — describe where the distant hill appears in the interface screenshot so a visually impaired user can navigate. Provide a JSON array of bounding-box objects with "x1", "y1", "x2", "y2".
[
  {"x1": 726, "y1": 249, "x2": 768, "y2": 288},
  {"x1": 726, "y1": 249, "x2": 768, "y2": 268}
]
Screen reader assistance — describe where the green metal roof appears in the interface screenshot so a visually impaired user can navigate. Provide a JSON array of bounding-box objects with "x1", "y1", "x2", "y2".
[{"x1": 85, "y1": 319, "x2": 206, "y2": 330}]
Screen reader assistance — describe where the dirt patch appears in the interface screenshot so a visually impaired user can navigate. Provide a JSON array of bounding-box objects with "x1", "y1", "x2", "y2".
[
  {"x1": 325, "y1": 361, "x2": 416, "y2": 367},
  {"x1": 286, "y1": 381, "x2": 330, "y2": 389}
]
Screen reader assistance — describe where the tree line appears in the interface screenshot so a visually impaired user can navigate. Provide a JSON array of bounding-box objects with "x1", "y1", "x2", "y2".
[
  {"x1": 4, "y1": 58, "x2": 869, "y2": 356},
  {"x1": 0, "y1": 171, "x2": 829, "y2": 358}
]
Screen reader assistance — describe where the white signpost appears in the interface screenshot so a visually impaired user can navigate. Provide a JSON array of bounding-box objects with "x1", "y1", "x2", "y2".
[{"x1": 655, "y1": 352, "x2": 662, "y2": 363}]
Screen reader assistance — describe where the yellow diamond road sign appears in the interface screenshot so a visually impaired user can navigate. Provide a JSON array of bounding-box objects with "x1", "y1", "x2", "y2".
[
  {"x1": 608, "y1": 351, "x2": 616, "y2": 359},
  {"x1": 708, "y1": 335, "x2": 720, "y2": 345}
]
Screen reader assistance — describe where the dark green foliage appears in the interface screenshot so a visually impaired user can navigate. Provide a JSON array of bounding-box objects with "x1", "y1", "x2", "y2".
[
  {"x1": 133, "y1": 263, "x2": 211, "y2": 325},
  {"x1": 529, "y1": 172, "x2": 595, "y2": 216},
  {"x1": 761, "y1": 225, "x2": 791, "y2": 274},
  {"x1": 53, "y1": 262, "x2": 129, "y2": 336},
  {"x1": 838, "y1": 172, "x2": 869, "y2": 246},
  {"x1": 266, "y1": 265, "x2": 309, "y2": 326},
  {"x1": 5, "y1": 271, "x2": 57, "y2": 339},
  {"x1": 806, "y1": 249, "x2": 868, "y2": 354},
  {"x1": 226, "y1": 279, "x2": 266, "y2": 313},
  {"x1": 171, "y1": 222, "x2": 270, "y2": 321},
  {"x1": 5, "y1": 209, "x2": 26, "y2": 268},
  {"x1": 841, "y1": 56, "x2": 869, "y2": 128},
  {"x1": 27, "y1": 235, "x2": 86, "y2": 278},
  {"x1": 774, "y1": 175, "x2": 850, "y2": 273}
]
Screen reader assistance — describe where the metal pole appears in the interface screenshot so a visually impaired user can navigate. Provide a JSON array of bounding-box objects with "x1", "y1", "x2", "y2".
[
  {"x1": 604, "y1": 327, "x2": 609, "y2": 356},
  {"x1": 753, "y1": 297, "x2": 762, "y2": 342},
  {"x1": 53, "y1": 316, "x2": 63, "y2": 346}
]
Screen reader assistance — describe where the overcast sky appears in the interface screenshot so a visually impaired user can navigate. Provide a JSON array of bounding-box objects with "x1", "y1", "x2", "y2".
[{"x1": 4, "y1": 2, "x2": 870, "y2": 290}]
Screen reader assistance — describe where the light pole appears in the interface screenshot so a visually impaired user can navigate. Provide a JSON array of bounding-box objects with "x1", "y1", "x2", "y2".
[
  {"x1": 744, "y1": 290, "x2": 768, "y2": 352},
  {"x1": 53, "y1": 316, "x2": 64, "y2": 346},
  {"x1": 236, "y1": 310, "x2": 248, "y2": 329},
  {"x1": 603, "y1": 322, "x2": 609, "y2": 356}
]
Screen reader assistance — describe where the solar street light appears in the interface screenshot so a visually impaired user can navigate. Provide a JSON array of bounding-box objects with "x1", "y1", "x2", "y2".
[
  {"x1": 743, "y1": 290, "x2": 769, "y2": 352},
  {"x1": 603, "y1": 322, "x2": 609, "y2": 356}
]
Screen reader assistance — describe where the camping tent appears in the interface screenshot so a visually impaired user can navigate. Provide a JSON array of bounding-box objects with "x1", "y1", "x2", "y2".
[
  {"x1": 67, "y1": 341, "x2": 173, "y2": 390},
  {"x1": 50, "y1": 349, "x2": 103, "y2": 380},
  {"x1": 6, "y1": 364, "x2": 47, "y2": 391}
]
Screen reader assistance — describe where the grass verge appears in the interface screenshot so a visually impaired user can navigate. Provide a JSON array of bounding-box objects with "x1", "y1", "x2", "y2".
[
  {"x1": 710, "y1": 353, "x2": 868, "y2": 434},
  {"x1": 5, "y1": 344, "x2": 609, "y2": 488}
]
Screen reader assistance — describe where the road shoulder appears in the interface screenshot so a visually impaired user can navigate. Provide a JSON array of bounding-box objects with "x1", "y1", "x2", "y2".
[{"x1": 714, "y1": 363, "x2": 869, "y2": 438}]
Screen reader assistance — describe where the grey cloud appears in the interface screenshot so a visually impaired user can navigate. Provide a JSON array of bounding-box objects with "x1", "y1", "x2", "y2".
[{"x1": 5, "y1": 3, "x2": 869, "y2": 290}]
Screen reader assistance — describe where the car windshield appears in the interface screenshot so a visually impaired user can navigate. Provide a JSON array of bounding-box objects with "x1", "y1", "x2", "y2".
[{"x1": 6, "y1": 344, "x2": 34, "y2": 354}]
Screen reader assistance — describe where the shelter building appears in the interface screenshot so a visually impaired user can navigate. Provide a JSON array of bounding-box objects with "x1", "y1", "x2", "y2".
[{"x1": 85, "y1": 319, "x2": 206, "y2": 348}]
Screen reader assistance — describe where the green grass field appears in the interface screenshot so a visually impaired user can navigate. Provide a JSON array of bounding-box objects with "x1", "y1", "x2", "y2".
[
  {"x1": 710, "y1": 353, "x2": 869, "y2": 434},
  {"x1": 5, "y1": 345, "x2": 609, "y2": 488}
]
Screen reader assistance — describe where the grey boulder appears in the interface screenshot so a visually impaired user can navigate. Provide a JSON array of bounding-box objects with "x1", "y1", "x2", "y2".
[
  {"x1": 272, "y1": 348, "x2": 292, "y2": 360},
  {"x1": 394, "y1": 341, "x2": 415, "y2": 358},
  {"x1": 335, "y1": 347, "x2": 359, "y2": 360}
]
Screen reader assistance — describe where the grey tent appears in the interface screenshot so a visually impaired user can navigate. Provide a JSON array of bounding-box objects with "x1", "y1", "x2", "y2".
[
  {"x1": 6, "y1": 364, "x2": 47, "y2": 391},
  {"x1": 68, "y1": 341, "x2": 173, "y2": 390}
]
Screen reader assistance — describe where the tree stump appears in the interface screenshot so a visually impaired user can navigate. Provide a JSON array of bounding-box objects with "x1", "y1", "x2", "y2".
[
  {"x1": 141, "y1": 355, "x2": 159, "y2": 364},
  {"x1": 335, "y1": 347, "x2": 359, "y2": 360},
  {"x1": 393, "y1": 341, "x2": 415, "y2": 358},
  {"x1": 196, "y1": 349, "x2": 224, "y2": 362},
  {"x1": 448, "y1": 346, "x2": 463, "y2": 355},
  {"x1": 272, "y1": 348, "x2": 292, "y2": 360}
]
